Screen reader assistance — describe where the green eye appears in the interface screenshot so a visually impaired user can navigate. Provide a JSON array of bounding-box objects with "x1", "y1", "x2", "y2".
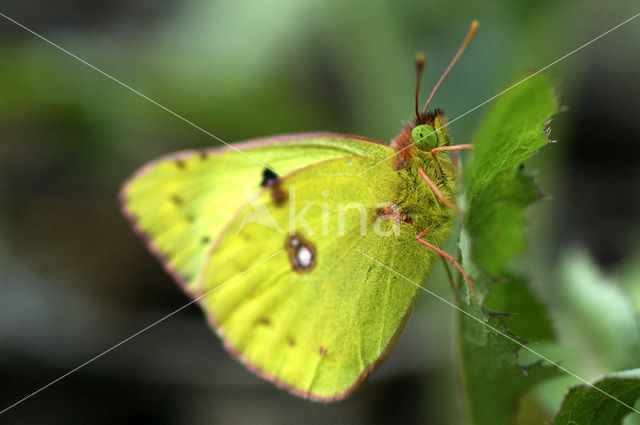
[{"x1": 411, "y1": 124, "x2": 439, "y2": 151}]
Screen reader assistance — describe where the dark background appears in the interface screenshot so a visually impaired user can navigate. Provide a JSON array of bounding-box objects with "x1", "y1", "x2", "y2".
[{"x1": 1, "y1": 0, "x2": 639, "y2": 423}]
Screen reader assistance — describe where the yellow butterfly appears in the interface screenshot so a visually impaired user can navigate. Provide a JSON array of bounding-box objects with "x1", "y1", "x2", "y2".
[{"x1": 121, "y1": 22, "x2": 478, "y2": 401}]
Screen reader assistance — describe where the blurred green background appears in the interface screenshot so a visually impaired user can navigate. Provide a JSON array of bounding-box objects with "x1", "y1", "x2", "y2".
[{"x1": 1, "y1": 0, "x2": 639, "y2": 423}]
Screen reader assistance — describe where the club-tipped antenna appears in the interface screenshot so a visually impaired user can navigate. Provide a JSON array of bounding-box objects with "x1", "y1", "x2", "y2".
[
  {"x1": 422, "y1": 21, "x2": 479, "y2": 114},
  {"x1": 414, "y1": 52, "x2": 427, "y2": 122}
]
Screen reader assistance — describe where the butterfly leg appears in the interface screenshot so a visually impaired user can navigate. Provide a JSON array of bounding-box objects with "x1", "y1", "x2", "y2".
[
  {"x1": 416, "y1": 227, "x2": 478, "y2": 303},
  {"x1": 439, "y1": 255, "x2": 456, "y2": 294},
  {"x1": 429, "y1": 143, "x2": 474, "y2": 158},
  {"x1": 432, "y1": 143, "x2": 474, "y2": 167},
  {"x1": 418, "y1": 168, "x2": 459, "y2": 213}
]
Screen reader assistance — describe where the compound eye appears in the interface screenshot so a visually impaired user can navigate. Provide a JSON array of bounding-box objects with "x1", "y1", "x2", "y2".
[{"x1": 411, "y1": 124, "x2": 439, "y2": 151}]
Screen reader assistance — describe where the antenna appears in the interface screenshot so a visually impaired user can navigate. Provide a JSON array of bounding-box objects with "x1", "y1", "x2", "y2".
[
  {"x1": 414, "y1": 52, "x2": 427, "y2": 122},
  {"x1": 422, "y1": 21, "x2": 479, "y2": 114}
]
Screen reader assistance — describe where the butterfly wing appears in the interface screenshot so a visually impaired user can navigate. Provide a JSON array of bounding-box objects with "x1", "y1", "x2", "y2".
[
  {"x1": 120, "y1": 133, "x2": 391, "y2": 296},
  {"x1": 201, "y1": 155, "x2": 447, "y2": 401}
]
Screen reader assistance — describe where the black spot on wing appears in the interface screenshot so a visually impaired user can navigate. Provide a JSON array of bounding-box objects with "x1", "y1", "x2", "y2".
[
  {"x1": 258, "y1": 317, "x2": 272, "y2": 326},
  {"x1": 260, "y1": 168, "x2": 279, "y2": 187}
]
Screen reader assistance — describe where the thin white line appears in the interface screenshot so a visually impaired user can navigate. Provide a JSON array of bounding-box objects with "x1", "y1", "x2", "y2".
[
  {"x1": 0, "y1": 250, "x2": 283, "y2": 416},
  {"x1": 0, "y1": 11, "x2": 274, "y2": 172},
  {"x1": 357, "y1": 249, "x2": 640, "y2": 416},
  {"x1": 357, "y1": 11, "x2": 640, "y2": 176}
]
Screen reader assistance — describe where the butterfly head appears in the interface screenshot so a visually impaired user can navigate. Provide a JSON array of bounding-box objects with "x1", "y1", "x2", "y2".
[
  {"x1": 412, "y1": 125, "x2": 437, "y2": 150},
  {"x1": 412, "y1": 109, "x2": 450, "y2": 151},
  {"x1": 392, "y1": 21, "x2": 477, "y2": 166},
  {"x1": 391, "y1": 108, "x2": 450, "y2": 167}
]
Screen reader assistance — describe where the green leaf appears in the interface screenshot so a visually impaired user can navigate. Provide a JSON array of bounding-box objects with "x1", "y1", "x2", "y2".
[
  {"x1": 465, "y1": 74, "x2": 557, "y2": 279},
  {"x1": 553, "y1": 370, "x2": 640, "y2": 425},
  {"x1": 456, "y1": 272, "x2": 560, "y2": 425},
  {"x1": 457, "y1": 74, "x2": 560, "y2": 425}
]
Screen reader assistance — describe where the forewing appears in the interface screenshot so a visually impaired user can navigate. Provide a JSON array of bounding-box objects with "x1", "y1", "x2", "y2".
[
  {"x1": 120, "y1": 134, "x2": 392, "y2": 296},
  {"x1": 201, "y1": 156, "x2": 438, "y2": 401}
]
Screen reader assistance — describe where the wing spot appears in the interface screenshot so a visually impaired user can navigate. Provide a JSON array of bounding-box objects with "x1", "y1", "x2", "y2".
[
  {"x1": 171, "y1": 195, "x2": 183, "y2": 205},
  {"x1": 285, "y1": 233, "x2": 316, "y2": 273},
  {"x1": 199, "y1": 151, "x2": 209, "y2": 160},
  {"x1": 271, "y1": 184, "x2": 287, "y2": 206},
  {"x1": 202, "y1": 236, "x2": 211, "y2": 244},
  {"x1": 258, "y1": 317, "x2": 271, "y2": 327},
  {"x1": 261, "y1": 168, "x2": 287, "y2": 206},
  {"x1": 175, "y1": 159, "x2": 186, "y2": 169},
  {"x1": 186, "y1": 214, "x2": 195, "y2": 222},
  {"x1": 260, "y1": 168, "x2": 279, "y2": 187},
  {"x1": 318, "y1": 346, "x2": 327, "y2": 356},
  {"x1": 287, "y1": 336, "x2": 296, "y2": 346}
]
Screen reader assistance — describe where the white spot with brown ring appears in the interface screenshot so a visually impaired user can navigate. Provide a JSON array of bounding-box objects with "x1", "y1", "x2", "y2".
[{"x1": 285, "y1": 233, "x2": 316, "y2": 273}]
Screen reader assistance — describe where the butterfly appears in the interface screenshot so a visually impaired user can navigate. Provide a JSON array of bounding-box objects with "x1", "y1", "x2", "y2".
[{"x1": 120, "y1": 21, "x2": 478, "y2": 401}]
